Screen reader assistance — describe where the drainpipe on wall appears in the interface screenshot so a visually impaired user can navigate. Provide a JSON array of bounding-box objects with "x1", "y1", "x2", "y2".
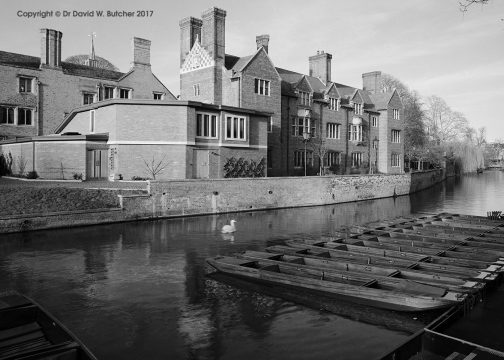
[
  {"x1": 286, "y1": 98, "x2": 290, "y2": 176},
  {"x1": 36, "y1": 79, "x2": 42, "y2": 136},
  {"x1": 319, "y1": 101, "x2": 323, "y2": 175},
  {"x1": 344, "y1": 108, "x2": 349, "y2": 174},
  {"x1": 368, "y1": 113, "x2": 371, "y2": 174}
]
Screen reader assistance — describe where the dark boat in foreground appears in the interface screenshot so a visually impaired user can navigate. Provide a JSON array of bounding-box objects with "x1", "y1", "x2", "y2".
[
  {"x1": 207, "y1": 255, "x2": 465, "y2": 312},
  {"x1": 0, "y1": 292, "x2": 97, "y2": 360}
]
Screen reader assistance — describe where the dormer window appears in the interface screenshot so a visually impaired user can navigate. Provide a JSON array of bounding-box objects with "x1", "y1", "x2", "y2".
[
  {"x1": 19, "y1": 77, "x2": 33, "y2": 93},
  {"x1": 299, "y1": 91, "x2": 311, "y2": 106},
  {"x1": 328, "y1": 97, "x2": 340, "y2": 111},
  {"x1": 354, "y1": 102, "x2": 363, "y2": 115}
]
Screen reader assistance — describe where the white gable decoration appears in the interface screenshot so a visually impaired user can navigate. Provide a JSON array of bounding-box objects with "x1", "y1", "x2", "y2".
[{"x1": 180, "y1": 37, "x2": 215, "y2": 74}]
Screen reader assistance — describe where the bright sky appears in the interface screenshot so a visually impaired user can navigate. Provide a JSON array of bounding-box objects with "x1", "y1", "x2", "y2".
[{"x1": 1, "y1": 0, "x2": 503, "y2": 141}]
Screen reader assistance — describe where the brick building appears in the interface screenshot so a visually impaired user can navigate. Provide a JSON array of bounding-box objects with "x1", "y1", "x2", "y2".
[
  {"x1": 178, "y1": 7, "x2": 404, "y2": 176},
  {"x1": 0, "y1": 29, "x2": 175, "y2": 140}
]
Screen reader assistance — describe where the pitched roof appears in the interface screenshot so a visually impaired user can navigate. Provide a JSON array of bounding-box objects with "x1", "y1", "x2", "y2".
[
  {"x1": 369, "y1": 92, "x2": 394, "y2": 110},
  {"x1": 0, "y1": 50, "x2": 124, "y2": 81},
  {"x1": 225, "y1": 54, "x2": 254, "y2": 72}
]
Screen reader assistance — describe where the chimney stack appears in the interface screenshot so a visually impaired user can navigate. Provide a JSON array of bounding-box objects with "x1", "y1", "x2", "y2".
[
  {"x1": 362, "y1": 71, "x2": 382, "y2": 94},
  {"x1": 40, "y1": 29, "x2": 62, "y2": 68},
  {"x1": 256, "y1": 34, "x2": 270, "y2": 54},
  {"x1": 309, "y1": 51, "x2": 332, "y2": 84},
  {"x1": 201, "y1": 7, "x2": 226, "y2": 64},
  {"x1": 179, "y1": 16, "x2": 203, "y2": 66},
  {"x1": 132, "y1": 37, "x2": 151, "y2": 68}
]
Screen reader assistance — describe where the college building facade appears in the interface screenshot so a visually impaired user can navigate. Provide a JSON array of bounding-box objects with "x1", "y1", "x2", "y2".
[{"x1": 0, "y1": 7, "x2": 404, "y2": 180}]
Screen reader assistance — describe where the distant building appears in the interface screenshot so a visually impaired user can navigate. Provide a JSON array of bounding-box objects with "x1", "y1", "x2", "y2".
[{"x1": 0, "y1": 29, "x2": 175, "y2": 140}]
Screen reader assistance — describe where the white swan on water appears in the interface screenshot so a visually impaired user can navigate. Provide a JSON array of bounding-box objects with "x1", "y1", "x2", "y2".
[{"x1": 221, "y1": 220, "x2": 237, "y2": 233}]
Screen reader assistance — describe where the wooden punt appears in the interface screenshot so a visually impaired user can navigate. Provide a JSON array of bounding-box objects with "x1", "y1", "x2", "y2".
[
  {"x1": 351, "y1": 226, "x2": 504, "y2": 252},
  {"x1": 329, "y1": 232, "x2": 504, "y2": 261},
  {"x1": 285, "y1": 240, "x2": 503, "y2": 272},
  {"x1": 264, "y1": 245, "x2": 484, "y2": 293},
  {"x1": 207, "y1": 256, "x2": 463, "y2": 312},
  {"x1": 434, "y1": 212, "x2": 504, "y2": 225},
  {"x1": 0, "y1": 292, "x2": 97, "y2": 360},
  {"x1": 240, "y1": 250, "x2": 480, "y2": 295},
  {"x1": 281, "y1": 242, "x2": 498, "y2": 281}
]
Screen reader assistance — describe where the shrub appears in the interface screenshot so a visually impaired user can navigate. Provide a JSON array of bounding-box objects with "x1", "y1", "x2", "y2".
[
  {"x1": 72, "y1": 173, "x2": 83, "y2": 180},
  {"x1": 26, "y1": 171, "x2": 39, "y2": 179},
  {"x1": 131, "y1": 176, "x2": 149, "y2": 181}
]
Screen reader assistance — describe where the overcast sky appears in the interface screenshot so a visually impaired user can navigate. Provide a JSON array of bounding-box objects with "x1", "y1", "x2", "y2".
[{"x1": 2, "y1": 0, "x2": 503, "y2": 141}]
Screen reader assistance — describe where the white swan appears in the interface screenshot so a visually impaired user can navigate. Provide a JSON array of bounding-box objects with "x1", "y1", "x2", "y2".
[{"x1": 221, "y1": 220, "x2": 237, "y2": 233}]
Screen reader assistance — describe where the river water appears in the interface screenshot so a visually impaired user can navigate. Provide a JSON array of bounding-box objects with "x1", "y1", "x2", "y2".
[{"x1": 0, "y1": 171, "x2": 503, "y2": 360}]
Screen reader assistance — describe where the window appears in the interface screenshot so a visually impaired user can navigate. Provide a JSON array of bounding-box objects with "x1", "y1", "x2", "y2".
[
  {"x1": 90, "y1": 110, "x2": 95, "y2": 133},
  {"x1": 328, "y1": 97, "x2": 340, "y2": 111},
  {"x1": 354, "y1": 102, "x2": 363, "y2": 115},
  {"x1": 391, "y1": 130, "x2": 401, "y2": 143},
  {"x1": 267, "y1": 117, "x2": 273, "y2": 133},
  {"x1": 391, "y1": 153, "x2": 401, "y2": 167},
  {"x1": 326, "y1": 151, "x2": 341, "y2": 166},
  {"x1": 17, "y1": 108, "x2": 32, "y2": 126},
  {"x1": 225, "y1": 115, "x2": 247, "y2": 140},
  {"x1": 193, "y1": 84, "x2": 200, "y2": 96},
  {"x1": 349, "y1": 125, "x2": 363, "y2": 142},
  {"x1": 393, "y1": 109, "x2": 400, "y2": 120},
  {"x1": 196, "y1": 113, "x2": 218, "y2": 138},
  {"x1": 254, "y1": 79, "x2": 270, "y2": 96},
  {"x1": 83, "y1": 93, "x2": 95, "y2": 105},
  {"x1": 291, "y1": 117, "x2": 315, "y2": 137},
  {"x1": 372, "y1": 116, "x2": 378, "y2": 127},
  {"x1": 326, "y1": 123, "x2": 341, "y2": 139},
  {"x1": 351, "y1": 152, "x2": 363, "y2": 167},
  {"x1": 119, "y1": 88, "x2": 130, "y2": 99},
  {"x1": 0, "y1": 106, "x2": 15, "y2": 125},
  {"x1": 294, "y1": 150, "x2": 313, "y2": 168},
  {"x1": 153, "y1": 92, "x2": 163, "y2": 100},
  {"x1": 19, "y1": 77, "x2": 32, "y2": 93},
  {"x1": 299, "y1": 91, "x2": 311, "y2": 106},
  {"x1": 104, "y1": 86, "x2": 114, "y2": 100}
]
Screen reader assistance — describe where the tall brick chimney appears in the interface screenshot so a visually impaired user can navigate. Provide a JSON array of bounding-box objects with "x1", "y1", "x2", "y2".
[
  {"x1": 40, "y1": 29, "x2": 62, "y2": 68},
  {"x1": 362, "y1": 71, "x2": 382, "y2": 94},
  {"x1": 309, "y1": 50, "x2": 332, "y2": 84},
  {"x1": 179, "y1": 16, "x2": 203, "y2": 66},
  {"x1": 132, "y1": 37, "x2": 151, "y2": 68},
  {"x1": 256, "y1": 34, "x2": 270, "y2": 54},
  {"x1": 201, "y1": 7, "x2": 226, "y2": 65}
]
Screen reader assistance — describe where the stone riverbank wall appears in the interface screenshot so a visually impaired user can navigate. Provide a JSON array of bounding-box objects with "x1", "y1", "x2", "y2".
[{"x1": 0, "y1": 169, "x2": 445, "y2": 233}]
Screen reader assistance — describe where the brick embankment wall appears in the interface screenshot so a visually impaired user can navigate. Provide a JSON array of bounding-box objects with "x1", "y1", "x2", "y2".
[{"x1": 0, "y1": 170, "x2": 445, "y2": 233}]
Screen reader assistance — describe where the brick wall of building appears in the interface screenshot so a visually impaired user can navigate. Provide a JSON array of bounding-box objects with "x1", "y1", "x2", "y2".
[{"x1": 35, "y1": 141, "x2": 87, "y2": 179}]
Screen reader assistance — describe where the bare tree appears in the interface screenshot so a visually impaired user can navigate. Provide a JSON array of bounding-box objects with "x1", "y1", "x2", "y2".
[
  {"x1": 309, "y1": 136, "x2": 330, "y2": 176},
  {"x1": 475, "y1": 126, "x2": 487, "y2": 147},
  {"x1": 425, "y1": 96, "x2": 468, "y2": 143},
  {"x1": 142, "y1": 154, "x2": 170, "y2": 180},
  {"x1": 17, "y1": 155, "x2": 28, "y2": 176},
  {"x1": 459, "y1": 0, "x2": 490, "y2": 12}
]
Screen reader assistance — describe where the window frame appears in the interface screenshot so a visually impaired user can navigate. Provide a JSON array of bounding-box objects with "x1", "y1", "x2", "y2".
[
  {"x1": 354, "y1": 102, "x2": 363, "y2": 115},
  {"x1": 326, "y1": 123, "x2": 341, "y2": 139},
  {"x1": 293, "y1": 149, "x2": 313, "y2": 168},
  {"x1": 351, "y1": 152, "x2": 363, "y2": 167},
  {"x1": 291, "y1": 117, "x2": 315, "y2": 137},
  {"x1": 391, "y1": 129, "x2": 401, "y2": 143},
  {"x1": 391, "y1": 153, "x2": 401, "y2": 167},
  {"x1": 196, "y1": 112, "x2": 219, "y2": 139},
  {"x1": 103, "y1": 86, "x2": 114, "y2": 100},
  {"x1": 393, "y1": 109, "x2": 400, "y2": 120},
  {"x1": 254, "y1": 78, "x2": 270, "y2": 96},
  {"x1": 0, "y1": 106, "x2": 15, "y2": 125},
  {"x1": 349, "y1": 124, "x2": 363, "y2": 142},
  {"x1": 224, "y1": 114, "x2": 247, "y2": 141},
  {"x1": 19, "y1": 77, "x2": 33, "y2": 93},
  {"x1": 298, "y1": 91, "x2": 311, "y2": 106},
  {"x1": 119, "y1": 88, "x2": 131, "y2": 99},
  {"x1": 371, "y1": 116, "x2": 378, "y2": 127},
  {"x1": 325, "y1": 151, "x2": 341, "y2": 167},
  {"x1": 153, "y1": 92, "x2": 164, "y2": 100},
  {"x1": 267, "y1": 117, "x2": 273, "y2": 133},
  {"x1": 328, "y1": 97, "x2": 340, "y2": 111},
  {"x1": 83, "y1": 92, "x2": 95, "y2": 105},
  {"x1": 193, "y1": 84, "x2": 200, "y2": 97},
  {"x1": 17, "y1": 108, "x2": 33, "y2": 126}
]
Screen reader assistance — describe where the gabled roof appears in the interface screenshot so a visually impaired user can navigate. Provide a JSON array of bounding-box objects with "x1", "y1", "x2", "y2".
[
  {"x1": 0, "y1": 50, "x2": 124, "y2": 81},
  {"x1": 225, "y1": 48, "x2": 280, "y2": 82},
  {"x1": 295, "y1": 75, "x2": 314, "y2": 93},
  {"x1": 369, "y1": 91, "x2": 395, "y2": 110}
]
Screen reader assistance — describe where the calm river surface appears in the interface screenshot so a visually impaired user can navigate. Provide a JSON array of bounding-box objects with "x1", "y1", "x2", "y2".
[{"x1": 1, "y1": 171, "x2": 503, "y2": 360}]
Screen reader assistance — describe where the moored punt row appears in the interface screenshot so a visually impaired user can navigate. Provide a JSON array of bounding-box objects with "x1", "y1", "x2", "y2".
[
  {"x1": 266, "y1": 244, "x2": 497, "y2": 283},
  {"x1": 350, "y1": 226, "x2": 504, "y2": 252},
  {"x1": 242, "y1": 250, "x2": 483, "y2": 294},
  {"x1": 206, "y1": 255, "x2": 465, "y2": 312},
  {"x1": 206, "y1": 213, "x2": 504, "y2": 313},
  {"x1": 328, "y1": 232, "x2": 504, "y2": 261},
  {"x1": 284, "y1": 240, "x2": 504, "y2": 275}
]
